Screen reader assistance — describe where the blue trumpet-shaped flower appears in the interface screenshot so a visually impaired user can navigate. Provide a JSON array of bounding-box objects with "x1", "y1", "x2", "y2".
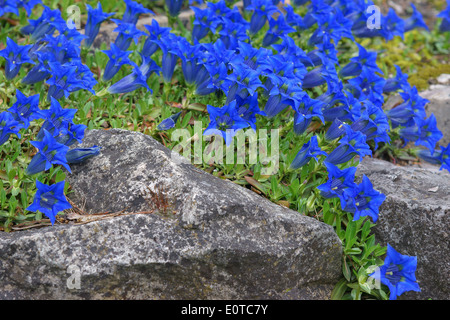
[
  {"x1": 55, "y1": 122, "x2": 87, "y2": 147},
  {"x1": 21, "y1": 50, "x2": 55, "y2": 85},
  {"x1": 108, "y1": 56, "x2": 160, "y2": 94},
  {"x1": 123, "y1": 0, "x2": 154, "y2": 25},
  {"x1": 37, "y1": 97, "x2": 78, "y2": 141},
  {"x1": 166, "y1": 0, "x2": 184, "y2": 18},
  {"x1": 66, "y1": 146, "x2": 101, "y2": 164},
  {"x1": 437, "y1": 0, "x2": 450, "y2": 32},
  {"x1": 102, "y1": 43, "x2": 136, "y2": 81},
  {"x1": 26, "y1": 129, "x2": 71, "y2": 175},
  {"x1": 0, "y1": 37, "x2": 35, "y2": 80},
  {"x1": 142, "y1": 19, "x2": 171, "y2": 57},
  {"x1": 290, "y1": 135, "x2": 327, "y2": 169},
  {"x1": 402, "y1": 114, "x2": 443, "y2": 153},
  {"x1": 84, "y1": 3, "x2": 115, "y2": 48},
  {"x1": 247, "y1": 0, "x2": 280, "y2": 34},
  {"x1": 369, "y1": 244, "x2": 420, "y2": 300},
  {"x1": 317, "y1": 162, "x2": 358, "y2": 208},
  {"x1": 21, "y1": 5, "x2": 66, "y2": 41},
  {"x1": 325, "y1": 126, "x2": 371, "y2": 165},
  {"x1": 339, "y1": 43, "x2": 382, "y2": 78},
  {"x1": 262, "y1": 16, "x2": 296, "y2": 47},
  {"x1": 204, "y1": 100, "x2": 250, "y2": 146},
  {"x1": 45, "y1": 62, "x2": 82, "y2": 100},
  {"x1": 383, "y1": 65, "x2": 409, "y2": 93},
  {"x1": 8, "y1": 90, "x2": 42, "y2": 129},
  {"x1": 343, "y1": 175, "x2": 386, "y2": 222},
  {"x1": 293, "y1": 96, "x2": 325, "y2": 135},
  {"x1": 26, "y1": 180, "x2": 72, "y2": 225},
  {"x1": 234, "y1": 92, "x2": 265, "y2": 131},
  {"x1": 112, "y1": 19, "x2": 147, "y2": 51},
  {"x1": 0, "y1": 111, "x2": 23, "y2": 145},
  {"x1": 417, "y1": 144, "x2": 450, "y2": 173},
  {"x1": 157, "y1": 112, "x2": 182, "y2": 131},
  {"x1": 404, "y1": 4, "x2": 429, "y2": 32}
]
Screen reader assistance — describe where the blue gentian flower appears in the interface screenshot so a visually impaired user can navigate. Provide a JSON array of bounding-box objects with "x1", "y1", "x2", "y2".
[
  {"x1": 0, "y1": 111, "x2": 23, "y2": 145},
  {"x1": 235, "y1": 92, "x2": 265, "y2": 131},
  {"x1": 384, "y1": 8, "x2": 405, "y2": 40},
  {"x1": 0, "y1": 0, "x2": 21, "y2": 16},
  {"x1": 325, "y1": 119, "x2": 348, "y2": 141},
  {"x1": 386, "y1": 100, "x2": 416, "y2": 129},
  {"x1": 26, "y1": 129, "x2": 71, "y2": 175},
  {"x1": 417, "y1": 144, "x2": 450, "y2": 172},
  {"x1": 36, "y1": 97, "x2": 78, "y2": 141},
  {"x1": 404, "y1": 4, "x2": 429, "y2": 32},
  {"x1": 102, "y1": 43, "x2": 136, "y2": 81},
  {"x1": 158, "y1": 33, "x2": 181, "y2": 83},
  {"x1": 142, "y1": 19, "x2": 171, "y2": 57},
  {"x1": 157, "y1": 112, "x2": 182, "y2": 131},
  {"x1": 26, "y1": 180, "x2": 72, "y2": 225},
  {"x1": 166, "y1": 0, "x2": 184, "y2": 18},
  {"x1": 107, "y1": 56, "x2": 160, "y2": 94},
  {"x1": 112, "y1": 19, "x2": 147, "y2": 51},
  {"x1": 8, "y1": 90, "x2": 42, "y2": 128},
  {"x1": 325, "y1": 126, "x2": 371, "y2": 165},
  {"x1": 402, "y1": 114, "x2": 443, "y2": 153},
  {"x1": 262, "y1": 16, "x2": 296, "y2": 47},
  {"x1": 226, "y1": 63, "x2": 264, "y2": 99},
  {"x1": 204, "y1": 100, "x2": 250, "y2": 146},
  {"x1": 55, "y1": 123, "x2": 87, "y2": 147},
  {"x1": 21, "y1": 0, "x2": 42, "y2": 16},
  {"x1": 383, "y1": 65, "x2": 409, "y2": 93},
  {"x1": 247, "y1": 0, "x2": 280, "y2": 34},
  {"x1": 437, "y1": 0, "x2": 450, "y2": 32},
  {"x1": 66, "y1": 146, "x2": 101, "y2": 164},
  {"x1": 290, "y1": 135, "x2": 327, "y2": 169},
  {"x1": 191, "y1": 5, "x2": 220, "y2": 41},
  {"x1": 45, "y1": 62, "x2": 81, "y2": 100},
  {"x1": 21, "y1": 5, "x2": 66, "y2": 41},
  {"x1": 369, "y1": 244, "x2": 420, "y2": 300},
  {"x1": 84, "y1": 3, "x2": 115, "y2": 48},
  {"x1": 293, "y1": 96, "x2": 325, "y2": 135},
  {"x1": 0, "y1": 37, "x2": 35, "y2": 80},
  {"x1": 339, "y1": 43, "x2": 383, "y2": 78},
  {"x1": 284, "y1": 4, "x2": 306, "y2": 29},
  {"x1": 317, "y1": 162, "x2": 358, "y2": 208},
  {"x1": 123, "y1": 0, "x2": 154, "y2": 25},
  {"x1": 343, "y1": 175, "x2": 386, "y2": 222}
]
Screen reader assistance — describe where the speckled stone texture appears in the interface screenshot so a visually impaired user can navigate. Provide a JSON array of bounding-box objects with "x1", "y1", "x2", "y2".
[
  {"x1": 0, "y1": 129, "x2": 342, "y2": 300},
  {"x1": 357, "y1": 157, "x2": 450, "y2": 300},
  {"x1": 421, "y1": 85, "x2": 450, "y2": 148}
]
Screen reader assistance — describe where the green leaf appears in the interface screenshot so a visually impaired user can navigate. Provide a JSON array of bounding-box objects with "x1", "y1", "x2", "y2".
[
  {"x1": 331, "y1": 278, "x2": 348, "y2": 300},
  {"x1": 343, "y1": 257, "x2": 352, "y2": 282},
  {"x1": 345, "y1": 220, "x2": 357, "y2": 250},
  {"x1": 345, "y1": 247, "x2": 362, "y2": 255}
]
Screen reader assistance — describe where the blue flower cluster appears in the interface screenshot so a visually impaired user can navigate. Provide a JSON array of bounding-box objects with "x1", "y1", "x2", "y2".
[
  {"x1": 438, "y1": 0, "x2": 450, "y2": 32},
  {"x1": 2, "y1": 0, "x2": 448, "y2": 299},
  {"x1": 0, "y1": 0, "x2": 41, "y2": 17}
]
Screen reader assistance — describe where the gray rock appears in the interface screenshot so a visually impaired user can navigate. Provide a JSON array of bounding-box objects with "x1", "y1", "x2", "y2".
[
  {"x1": 357, "y1": 157, "x2": 450, "y2": 300},
  {"x1": 421, "y1": 85, "x2": 450, "y2": 148},
  {"x1": 0, "y1": 129, "x2": 342, "y2": 300}
]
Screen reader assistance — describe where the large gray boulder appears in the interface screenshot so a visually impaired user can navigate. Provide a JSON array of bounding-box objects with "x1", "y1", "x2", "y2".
[
  {"x1": 0, "y1": 129, "x2": 342, "y2": 300},
  {"x1": 357, "y1": 157, "x2": 450, "y2": 300},
  {"x1": 422, "y1": 85, "x2": 450, "y2": 148}
]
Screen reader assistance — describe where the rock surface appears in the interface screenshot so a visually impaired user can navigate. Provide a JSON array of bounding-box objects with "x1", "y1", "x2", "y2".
[
  {"x1": 357, "y1": 157, "x2": 450, "y2": 300},
  {"x1": 421, "y1": 85, "x2": 450, "y2": 148},
  {"x1": 0, "y1": 129, "x2": 342, "y2": 300}
]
